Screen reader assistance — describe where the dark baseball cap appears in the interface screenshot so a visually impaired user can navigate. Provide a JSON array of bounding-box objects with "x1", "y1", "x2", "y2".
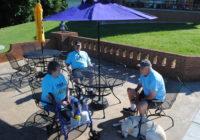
[
  {"x1": 75, "y1": 41, "x2": 81, "y2": 47},
  {"x1": 137, "y1": 59, "x2": 152, "y2": 68}
]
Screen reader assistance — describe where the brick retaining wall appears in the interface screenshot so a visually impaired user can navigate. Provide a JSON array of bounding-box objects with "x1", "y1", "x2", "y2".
[
  {"x1": 0, "y1": 39, "x2": 55, "y2": 62},
  {"x1": 0, "y1": 32, "x2": 78, "y2": 63}
]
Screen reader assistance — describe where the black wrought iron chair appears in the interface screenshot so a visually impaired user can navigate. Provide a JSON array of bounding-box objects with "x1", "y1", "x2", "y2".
[
  {"x1": 27, "y1": 78, "x2": 59, "y2": 136},
  {"x1": 146, "y1": 99, "x2": 174, "y2": 131},
  {"x1": 28, "y1": 76, "x2": 99, "y2": 140},
  {"x1": 121, "y1": 75, "x2": 182, "y2": 140},
  {"x1": 136, "y1": 95, "x2": 175, "y2": 140},
  {"x1": 138, "y1": 75, "x2": 185, "y2": 140},
  {"x1": 6, "y1": 53, "x2": 33, "y2": 87},
  {"x1": 146, "y1": 75, "x2": 184, "y2": 131}
]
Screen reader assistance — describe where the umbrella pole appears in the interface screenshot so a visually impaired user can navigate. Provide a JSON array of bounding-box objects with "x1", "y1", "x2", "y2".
[
  {"x1": 41, "y1": 42, "x2": 44, "y2": 54},
  {"x1": 97, "y1": 21, "x2": 101, "y2": 101},
  {"x1": 96, "y1": 21, "x2": 108, "y2": 118},
  {"x1": 41, "y1": 42, "x2": 45, "y2": 72}
]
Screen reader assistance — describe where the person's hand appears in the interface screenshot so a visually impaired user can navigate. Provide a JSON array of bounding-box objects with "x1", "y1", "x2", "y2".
[
  {"x1": 68, "y1": 67, "x2": 72, "y2": 74},
  {"x1": 62, "y1": 100, "x2": 70, "y2": 106},
  {"x1": 66, "y1": 65, "x2": 72, "y2": 74},
  {"x1": 62, "y1": 101, "x2": 68, "y2": 106},
  {"x1": 88, "y1": 63, "x2": 94, "y2": 67},
  {"x1": 127, "y1": 88, "x2": 137, "y2": 98},
  {"x1": 67, "y1": 98, "x2": 71, "y2": 104}
]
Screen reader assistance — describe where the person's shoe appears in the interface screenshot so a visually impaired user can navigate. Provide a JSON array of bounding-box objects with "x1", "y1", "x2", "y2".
[
  {"x1": 122, "y1": 107, "x2": 137, "y2": 114},
  {"x1": 87, "y1": 90, "x2": 96, "y2": 98}
]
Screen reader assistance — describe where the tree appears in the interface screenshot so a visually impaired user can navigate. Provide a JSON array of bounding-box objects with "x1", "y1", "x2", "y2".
[
  {"x1": 0, "y1": 0, "x2": 67, "y2": 28},
  {"x1": 41, "y1": 0, "x2": 67, "y2": 17}
]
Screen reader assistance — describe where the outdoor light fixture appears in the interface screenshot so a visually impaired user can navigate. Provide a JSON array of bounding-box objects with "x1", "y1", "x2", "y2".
[{"x1": 60, "y1": 21, "x2": 67, "y2": 31}]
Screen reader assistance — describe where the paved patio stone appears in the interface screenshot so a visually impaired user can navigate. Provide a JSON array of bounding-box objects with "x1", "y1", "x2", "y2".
[
  {"x1": 183, "y1": 109, "x2": 200, "y2": 140},
  {"x1": 0, "y1": 61, "x2": 200, "y2": 140}
]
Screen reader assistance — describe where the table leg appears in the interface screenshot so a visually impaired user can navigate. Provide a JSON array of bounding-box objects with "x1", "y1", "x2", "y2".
[
  {"x1": 110, "y1": 87, "x2": 121, "y2": 104},
  {"x1": 102, "y1": 91, "x2": 105, "y2": 119},
  {"x1": 90, "y1": 88, "x2": 108, "y2": 119}
]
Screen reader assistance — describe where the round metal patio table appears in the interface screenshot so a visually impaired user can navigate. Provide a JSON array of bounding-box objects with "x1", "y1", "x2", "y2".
[
  {"x1": 75, "y1": 62, "x2": 129, "y2": 118},
  {"x1": 23, "y1": 49, "x2": 61, "y2": 59},
  {"x1": 23, "y1": 49, "x2": 62, "y2": 73}
]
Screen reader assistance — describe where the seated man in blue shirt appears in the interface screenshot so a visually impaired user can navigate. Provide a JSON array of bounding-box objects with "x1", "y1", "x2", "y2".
[
  {"x1": 41, "y1": 61, "x2": 79, "y2": 115},
  {"x1": 65, "y1": 41, "x2": 92, "y2": 80},
  {"x1": 65, "y1": 41, "x2": 94, "y2": 95},
  {"x1": 123, "y1": 59, "x2": 166, "y2": 116}
]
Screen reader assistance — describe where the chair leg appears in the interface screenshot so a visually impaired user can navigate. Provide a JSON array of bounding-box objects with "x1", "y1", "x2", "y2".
[
  {"x1": 102, "y1": 93, "x2": 106, "y2": 119},
  {"x1": 18, "y1": 76, "x2": 27, "y2": 88},
  {"x1": 10, "y1": 71, "x2": 20, "y2": 83},
  {"x1": 10, "y1": 72, "x2": 20, "y2": 87},
  {"x1": 33, "y1": 113, "x2": 48, "y2": 124},
  {"x1": 137, "y1": 115, "x2": 145, "y2": 140},
  {"x1": 89, "y1": 123, "x2": 100, "y2": 140},
  {"x1": 147, "y1": 109, "x2": 174, "y2": 131},
  {"x1": 10, "y1": 73, "x2": 14, "y2": 84},
  {"x1": 102, "y1": 109, "x2": 105, "y2": 119},
  {"x1": 19, "y1": 77, "x2": 23, "y2": 88},
  {"x1": 46, "y1": 117, "x2": 60, "y2": 139}
]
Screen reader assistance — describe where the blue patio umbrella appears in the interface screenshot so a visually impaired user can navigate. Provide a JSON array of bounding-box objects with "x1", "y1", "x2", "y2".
[
  {"x1": 44, "y1": 0, "x2": 157, "y2": 116},
  {"x1": 44, "y1": 1, "x2": 156, "y2": 21}
]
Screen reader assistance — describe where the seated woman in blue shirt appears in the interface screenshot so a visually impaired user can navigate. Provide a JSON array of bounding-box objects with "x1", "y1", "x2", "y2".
[
  {"x1": 41, "y1": 61, "x2": 79, "y2": 113},
  {"x1": 123, "y1": 59, "x2": 166, "y2": 116},
  {"x1": 65, "y1": 41, "x2": 93, "y2": 80}
]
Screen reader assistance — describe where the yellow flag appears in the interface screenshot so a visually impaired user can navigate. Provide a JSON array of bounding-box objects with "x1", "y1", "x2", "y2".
[{"x1": 34, "y1": 3, "x2": 45, "y2": 44}]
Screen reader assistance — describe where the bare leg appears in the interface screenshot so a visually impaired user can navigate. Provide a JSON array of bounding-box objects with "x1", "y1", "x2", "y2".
[
  {"x1": 122, "y1": 88, "x2": 138, "y2": 113},
  {"x1": 137, "y1": 101, "x2": 148, "y2": 116},
  {"x1": 127, "y1": 88, "x2": 137, "y2": 104}
]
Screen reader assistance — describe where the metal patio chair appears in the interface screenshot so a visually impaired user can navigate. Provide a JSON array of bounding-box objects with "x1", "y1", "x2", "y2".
[
  {"x1": 6, "y1": 53, "x2": 33, "y2": 87},
  {"x1": 146, "y1": 74, "x2": 185, "y2": 129},
  {"x1": 27, "y1": 78, "x2": 59, "y2": 136}
]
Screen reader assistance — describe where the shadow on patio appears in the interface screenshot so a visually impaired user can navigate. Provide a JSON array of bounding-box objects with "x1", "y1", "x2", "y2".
[
  {"x1": 0, "y1": 119, "x2": 47, "y2": 140},
  {"x1": 0, "y1": 73, "x2": 30, "y2": 94}
]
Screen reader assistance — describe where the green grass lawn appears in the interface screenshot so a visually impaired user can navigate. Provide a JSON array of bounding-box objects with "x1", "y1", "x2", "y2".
[
  {"x1": 0, "y1": 22, "x2": 60, "y2": 53},
  {"x1": 0, "y1": 21, "x2": 200, "y2": 56}
]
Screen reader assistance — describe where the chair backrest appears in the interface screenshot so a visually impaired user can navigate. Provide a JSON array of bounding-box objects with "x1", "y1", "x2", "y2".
[
  {"x1": 28, "y1": 78, "x2": 55, "y2": 110},
  {"x1": 59, "y1": 51, "x2": 68, "y2": 60},
  {"x1": 28, "y1": 78, "x2": 42, "y2": 106},
  {"x1": 6, "y1": 54, "x2": 20, "y2": 70}
]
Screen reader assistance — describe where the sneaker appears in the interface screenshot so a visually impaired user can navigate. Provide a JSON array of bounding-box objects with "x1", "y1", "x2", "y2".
[
  {"x1": 87, "y1": 90, "x2": 96, "y2": 98},
  {"x1": 122, "y1": 107, "x2": 136, "y2": 113}
]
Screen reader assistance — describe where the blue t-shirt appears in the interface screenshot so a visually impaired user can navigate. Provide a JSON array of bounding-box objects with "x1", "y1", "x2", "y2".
[
  {"x1": 65, "y1": 51, "x2": 91, "y2": 70},
  {"x1": 139, "y1": 68, "x2": 166, "y2": 101},
  {"x1": 41, "y1": 74, "x2": 68, "y2": 106}
]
